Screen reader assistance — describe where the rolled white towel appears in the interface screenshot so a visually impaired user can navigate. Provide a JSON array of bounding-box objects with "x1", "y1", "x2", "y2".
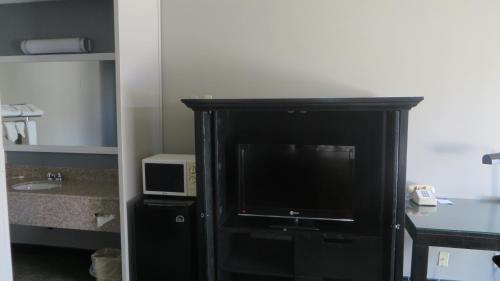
[
  {"x1": 3, "y1": 122, "x2": 18, "y2": 143},
  {"x1": 15, "y1": 122, "x2": 26, "y2": 139},
  {"x1": 20, "y1": 37, "x2": 93, "y2": 55}
]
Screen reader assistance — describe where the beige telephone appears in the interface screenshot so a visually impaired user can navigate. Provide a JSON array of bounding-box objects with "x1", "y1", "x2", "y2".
[{"x1": 408, "y1": 184, "x2": 437, "y2": 206}]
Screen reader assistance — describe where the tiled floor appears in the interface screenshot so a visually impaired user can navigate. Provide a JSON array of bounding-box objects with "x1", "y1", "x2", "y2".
[
  {"x1": 12, "y1": 246, "x2": 458, "y2": 281},
  {"x1": 12, "y1": 245, "x2": 94, "y2": 281}
]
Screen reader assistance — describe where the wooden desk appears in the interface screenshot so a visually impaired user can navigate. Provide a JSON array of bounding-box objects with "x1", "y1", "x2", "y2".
[{"x1": 406, "y1": 199, "x2": 500, "y2": 281}]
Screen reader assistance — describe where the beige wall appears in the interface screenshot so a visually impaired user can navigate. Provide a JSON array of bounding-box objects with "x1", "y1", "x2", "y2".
[{"x1": 162, "y1": 1, "x2": 500, "y2": 280}]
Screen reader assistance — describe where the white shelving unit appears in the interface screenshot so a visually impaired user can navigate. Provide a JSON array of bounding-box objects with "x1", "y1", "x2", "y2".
[
  {"x1": 0, "y1": 52, "x2": 115, "y2": 63},
  {"x1": 0, "y1": 0, "x2": 163, "y2": 280},
  {"x1": 4, "y1": 144, "x2": 118, "y2": 155}
]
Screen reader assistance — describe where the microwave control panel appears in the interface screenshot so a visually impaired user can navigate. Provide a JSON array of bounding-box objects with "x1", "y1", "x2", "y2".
[{"x1": 186, "y1": 161, "x2": 197, "y2": 197}]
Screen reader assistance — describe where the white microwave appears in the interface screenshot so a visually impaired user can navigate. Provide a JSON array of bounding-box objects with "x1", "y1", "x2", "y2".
[{"x1": 142, "y1": 154, "x2": 196, "y2": 197}]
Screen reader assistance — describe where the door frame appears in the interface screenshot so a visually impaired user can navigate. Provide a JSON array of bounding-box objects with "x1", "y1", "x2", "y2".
[{"x1": 0, "y1": 108, "x2": 14, "y2": 280}]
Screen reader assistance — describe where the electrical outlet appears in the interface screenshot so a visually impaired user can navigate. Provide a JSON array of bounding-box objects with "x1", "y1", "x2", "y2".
[{"x1": 438, "y1": 251, "x2": 450, "y2": 267}]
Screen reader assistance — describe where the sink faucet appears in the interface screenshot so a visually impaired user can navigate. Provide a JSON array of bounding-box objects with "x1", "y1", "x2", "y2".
[{"x1": 47, "y1": 172, "x2": 63, "y2": 182}]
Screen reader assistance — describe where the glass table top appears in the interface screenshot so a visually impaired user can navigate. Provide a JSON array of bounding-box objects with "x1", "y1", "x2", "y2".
[{"x1": 406, "y1": 198, "x2": 500, "y2": 236}]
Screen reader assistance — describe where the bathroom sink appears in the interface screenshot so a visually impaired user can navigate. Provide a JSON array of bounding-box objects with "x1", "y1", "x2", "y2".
[{"x1": 12, "y1": 181, "x2": 60, "y2": 191}]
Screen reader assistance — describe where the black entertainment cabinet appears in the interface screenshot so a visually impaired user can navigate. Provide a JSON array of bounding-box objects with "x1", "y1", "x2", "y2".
[{"x1": 183, "y1": 98, "x2": 422, "y2": 281}]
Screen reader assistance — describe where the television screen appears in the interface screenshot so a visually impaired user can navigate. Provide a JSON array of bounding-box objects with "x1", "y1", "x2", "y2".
[{"x1": 238, "y1": 144, "x2": 355, "y2": 221}]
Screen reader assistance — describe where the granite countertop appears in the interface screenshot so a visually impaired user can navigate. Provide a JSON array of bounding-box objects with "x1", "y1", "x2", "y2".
[
  {"x1": 7, "y1": 178, "x2": 119, "y2": 200},
  {"x1": 6, "y1": 165, "x2": 121, "y2": 233}
]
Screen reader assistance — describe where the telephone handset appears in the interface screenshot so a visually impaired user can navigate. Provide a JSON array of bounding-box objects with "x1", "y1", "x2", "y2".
[{"x1": 408, "y1": 184, "x2": 437, "y2": 206}]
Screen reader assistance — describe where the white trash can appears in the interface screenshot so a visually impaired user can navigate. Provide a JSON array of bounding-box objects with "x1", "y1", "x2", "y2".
[{"x1": 89, "y1": 248, "x2": 122, "y2": 281}]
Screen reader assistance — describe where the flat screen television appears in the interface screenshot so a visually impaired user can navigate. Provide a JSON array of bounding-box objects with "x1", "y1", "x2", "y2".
[{"x1": 238, "y1": 144, "x2": 355, "y2": 221}]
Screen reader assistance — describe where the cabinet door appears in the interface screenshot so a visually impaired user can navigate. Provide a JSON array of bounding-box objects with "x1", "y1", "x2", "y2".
[
  {"x1": 135, "y1": 202, "x2": 194, "y2": 281},
  {"x1": 295, "y1": 277, "x2": 322, "y2": 281},
  {"x1": 294, "y1": 232, "x2": 383, "y2": 281}
]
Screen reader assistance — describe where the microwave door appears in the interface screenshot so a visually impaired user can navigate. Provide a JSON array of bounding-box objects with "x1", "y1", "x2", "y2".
[{"x1": 144, "y1": 163, "x2": 187, "y2": 195}]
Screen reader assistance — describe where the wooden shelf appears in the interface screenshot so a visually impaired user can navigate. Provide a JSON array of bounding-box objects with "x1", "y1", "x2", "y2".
[
  {"x1": 4, "y1": 145, "x2": 118, "y2": 155},
  {"x1": 0, "y1": 53, "x2": 115, "y2": 63},
  {"x1": 220, "y1": 214, "x2": 362, "y2": 236}
]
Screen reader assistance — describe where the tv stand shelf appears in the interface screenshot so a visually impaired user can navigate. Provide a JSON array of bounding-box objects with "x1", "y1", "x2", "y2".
[
  {"x1": 183, "y1": 97, "x2": 423, "y2": 281},
  {"x1": 220, "y1": 214, "x2": 380, "y2": 238}
]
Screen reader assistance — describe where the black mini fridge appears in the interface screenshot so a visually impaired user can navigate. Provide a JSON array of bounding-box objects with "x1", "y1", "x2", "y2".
[{"x1": 134, "y1": 197, "x2": 196, "y2": 281}]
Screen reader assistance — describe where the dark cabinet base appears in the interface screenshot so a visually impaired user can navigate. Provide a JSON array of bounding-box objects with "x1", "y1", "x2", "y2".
[{"x1": 218, "y1": 229, "x2": 383, "y2": 281}]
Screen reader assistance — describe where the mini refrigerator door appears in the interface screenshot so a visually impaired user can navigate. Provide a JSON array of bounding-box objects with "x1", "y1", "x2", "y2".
[{"x1": 134, "y1": 197, "x2": 196, "y2": 281}]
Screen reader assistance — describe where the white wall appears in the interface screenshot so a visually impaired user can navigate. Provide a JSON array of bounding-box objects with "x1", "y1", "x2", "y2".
[
  {"x1": 0, "y1": 61, "x2": 117, "y2": 147},
  {"x1": 161, "y1": 1, "x2": 500, "y2": 280}
]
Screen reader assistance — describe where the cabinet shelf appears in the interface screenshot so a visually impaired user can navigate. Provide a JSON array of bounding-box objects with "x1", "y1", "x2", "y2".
[
  {"x1": 0, "y1": 53, "x2": 115, "y2": 63},
  {"x1": 220, "y1": 214, "x2": 366, "y2": 236},
  {"x1": 4, "y1": 145, "x2": 118, "y2": 155}
]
